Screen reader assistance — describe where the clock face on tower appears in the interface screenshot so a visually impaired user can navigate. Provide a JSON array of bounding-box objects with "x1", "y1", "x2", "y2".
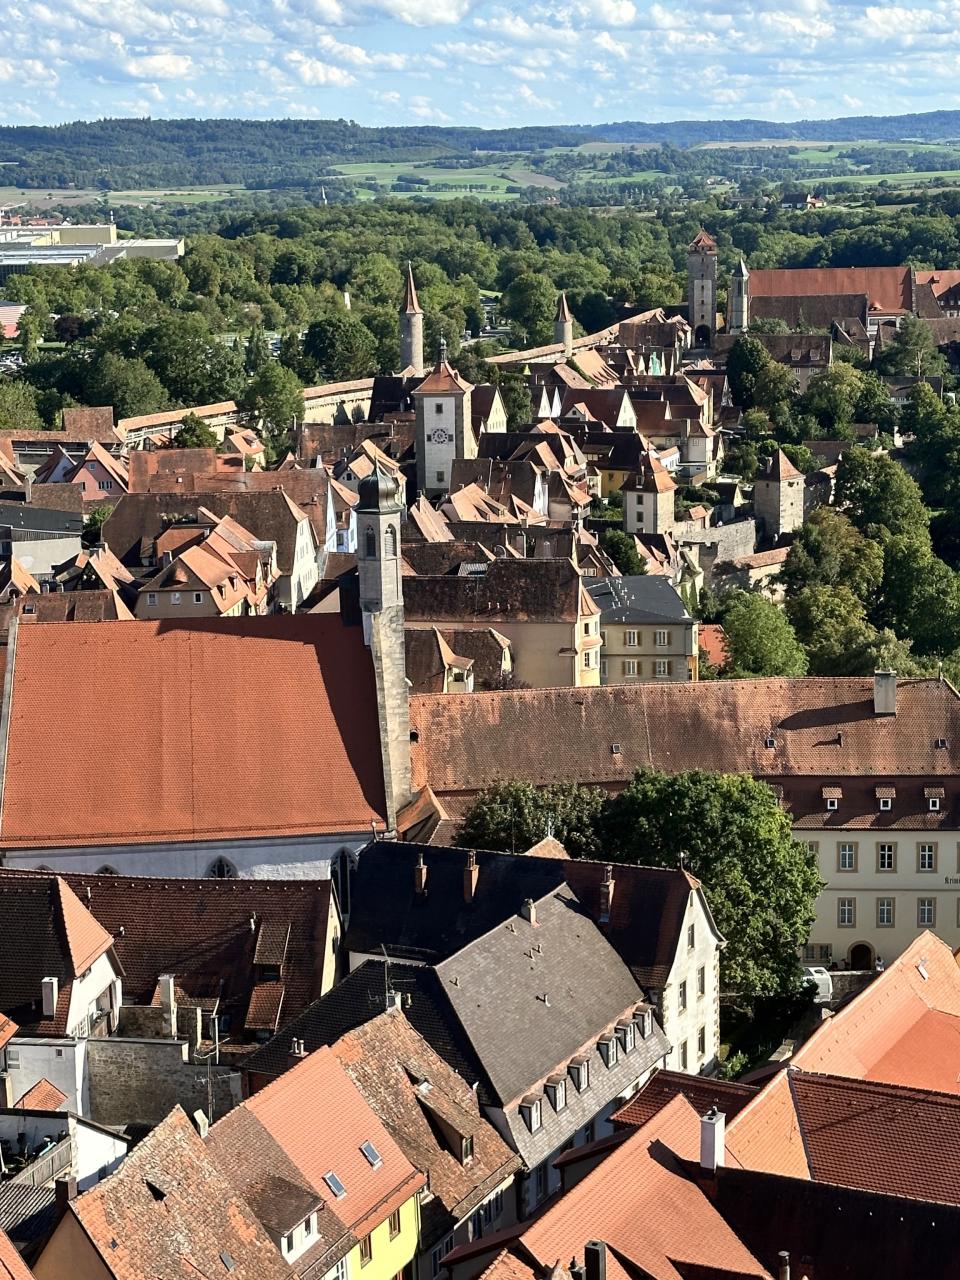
[{"x1": 433, "y1": 427, "x2": 450, "y2": 444}]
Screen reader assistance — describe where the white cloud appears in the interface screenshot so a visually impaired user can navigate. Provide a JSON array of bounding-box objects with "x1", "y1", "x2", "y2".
[
  {"x1": 123, "y1": 52, "x2": 193, "y2": 78},
  {"x1": 285, "y1": 49, "x2": 357, "y2": 85}
]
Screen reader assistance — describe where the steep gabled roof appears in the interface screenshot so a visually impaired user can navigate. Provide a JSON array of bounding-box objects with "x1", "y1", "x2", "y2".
[
  {"x1": 402, "y1": 262, "x2": 422, "y2": 316},
  {"x1": 63, "y1": 1107, "x2": 289, "y2": 1280}
]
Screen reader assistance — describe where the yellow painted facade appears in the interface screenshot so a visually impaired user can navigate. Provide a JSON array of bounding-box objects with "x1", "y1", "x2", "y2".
[{"x1": 343, "y1": 1190, "x2": 421, "y2": 1280}]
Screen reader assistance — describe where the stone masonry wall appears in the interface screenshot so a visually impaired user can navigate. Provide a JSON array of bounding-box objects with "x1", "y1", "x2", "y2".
[{"x1": 86, "y1": 1037, "x2": 241, "y2": 1127}]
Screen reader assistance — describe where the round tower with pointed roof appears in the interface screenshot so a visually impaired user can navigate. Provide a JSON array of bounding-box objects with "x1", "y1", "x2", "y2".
[
  {"x1": 554, "y1": 291, "x2": 574, "y2": 358},
  {"x1": 399, "y1": 262, "x2": 424, "y2": 377},
  {"x1": 728, "y1": 257, "x2": 750, "y2": 334},
  {"x1": 687, "y1": 229, "x2": 718, "y2": 348}
]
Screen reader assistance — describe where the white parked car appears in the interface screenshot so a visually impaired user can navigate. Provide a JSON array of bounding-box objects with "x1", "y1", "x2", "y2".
[{"x1": 803, "y1": 966, "x2": 834, "y2": 1004}]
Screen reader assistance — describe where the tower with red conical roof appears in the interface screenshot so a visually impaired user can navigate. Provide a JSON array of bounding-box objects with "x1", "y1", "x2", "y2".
[{"x1": 399, "y1": 262, "x2": 424, "y2": 377}]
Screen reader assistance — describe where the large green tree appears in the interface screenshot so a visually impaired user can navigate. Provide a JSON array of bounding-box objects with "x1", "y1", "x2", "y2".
[
  {"x1": 725, "y1": 335, "x2": 770, "y2": 410},
  {"x1": 457, "y1": 781, "x2": 606, "y2": 859},
  {"x1": 303, "y1": 311, "x2": 376, "y2": 381},
  {"x1": 84, "y1": 352, "x2": 168, "y2": 420},
  {"x1": 242, "y1": 362, "x2": 305, "y2": 458},
  {"x1": 600, "y1": 528, "x2": 646, "y2": 576},
  {"x1": 835, "y1": 445, "x2": 930, "y2": 539},
  {"x1": 721, "y1": 593, "x2": 808, "y2": 677},
  {"x1": 780, "y1": 507, "x2": 884, "y2": 603},
  {"x1": 0, "y1": 379, "x2": 43, "y2": 431},
  {"x1": 600, "y1": 769, "x2": 823, "y2": 998},
  {"x1": 499, "y1": 272, "x2": 558, "y2": 347}
]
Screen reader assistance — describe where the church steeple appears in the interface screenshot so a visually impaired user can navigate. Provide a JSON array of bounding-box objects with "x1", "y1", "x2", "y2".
[
  {"x1": 554, "y1": 291, "x2": 573, "y2": 358},
  {"x1": 399, "y1": 261, "x2": 424, "y2": 377}
]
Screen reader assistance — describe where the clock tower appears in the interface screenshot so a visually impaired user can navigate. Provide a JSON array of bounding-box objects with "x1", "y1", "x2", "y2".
[{"x1": 412, "y1": 339, "x2": 475, "y2": 497}]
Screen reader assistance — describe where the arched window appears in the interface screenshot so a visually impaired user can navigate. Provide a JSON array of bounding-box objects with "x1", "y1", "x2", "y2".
[
  {"x1": 207, "y1": 856, "x2": 237, "y2": 880},
  {"x1": 365, "y1": 525, "x2": 377, "y2": 558},
  {"x1": 96, "y1": 865, "x2": 119, "y2": 875},
  {"x1": 385, "y1": 525, "x2": 397, "y2": 559}
]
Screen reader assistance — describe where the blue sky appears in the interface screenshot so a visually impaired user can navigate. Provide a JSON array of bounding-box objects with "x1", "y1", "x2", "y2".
[{"x1": 3, "y1": 0, "x2": 957, "y2": 128}]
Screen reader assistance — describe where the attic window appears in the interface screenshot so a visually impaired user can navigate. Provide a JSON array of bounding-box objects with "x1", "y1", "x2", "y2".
[
  {"x1": 323, "y1": 1171, "x2": 347, "y2": 1198},
  {"x1": 145, "y1": 1180, "x2": 166, "y2": 1203},
  {"x1": 635, "y1": 1009, "x2": 652, "y2": 1039},
  {"x1": 611, "y1": 743, "x2": 622, "y2": 756},
  {"x1": 598, "y1": 1035, "x2": 618, "y2": 1068},
  {"x1": 930, "y1": 797, "x2": 941, "y2": 812},
  {"x1": 360, "y1": 1141, "x2": 383, "y2": 1169},
  {"x1": 461, "y1": 1135, "x2": 474, "y2": 1164},
  {"x1": 569, "y1": 1059, "x2": 590, "y2": 1093},
  {"x1": 936, "y1": 738, "x2": 948, "y2": 749},
  {"x1": 220, "y1": 1252, "x2": 236, "y2": 1272},
  {"x1": 879, "y1": 798, "x2": 892, "y2": 812},
  {"x1": 764, "y1": 736, "x2": 775, "y2": 749},
  {"x1": 617, "y1": 1021, "x2": 636, "y2": 1054},
  {"x1": 545, "y1": 1077, "x2": 566, "y2": 1112},
  {"x1": 520, "y1": 1097, "x2": 542, "y2": 1133}
]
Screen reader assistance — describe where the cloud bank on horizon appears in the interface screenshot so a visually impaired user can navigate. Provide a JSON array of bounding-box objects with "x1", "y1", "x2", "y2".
[{"x1": 2, "y1": 0, "x2": 956, "y2": 128}]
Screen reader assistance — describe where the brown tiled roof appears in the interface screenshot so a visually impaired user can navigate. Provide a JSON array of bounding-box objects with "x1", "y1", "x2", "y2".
[
  {"x1": 16, "y1": 590, "x2": 133, "y2": 624},
  {"x1": 55, "y1": 407, "x2": 114, "y2": 436},
  {"x1": 69, "y1": 1106, "x2": 289, "y2": 1280},
  {"x1": 332, "y1": 1010, "x2": 520, "y2": 1244},
  {"x1": 759, "y1": 448, "x2": 802, "y2": 481},
  {"x1": 749, "y1": 266, "x2": 910, "y2": 311},
  {"x1": 729, "y1": 1069, "x2": 960, "y2": 1206},
  {"x1": 414, "y1": 358, "x2": 472, "y2": 397},
  {"x1": 688, "y1": 229, "x2": 717, "y2": 252},
  {"x1": 403, "y1": 558, "x2": 583, "y2": 625},
  {"x1": 2, "y1": 615, "x2": 387, "y2": 849},
  {"x1": 15, "y1": 1078, "x2": 67, "y2": 1110},
  {"x1": 410, "y1": 678, "x2": 960, "y2": 812},
  {"x1": 613, "y1": 1067, "x2": 756, "y2": 1130},
  {"x1": 0, "y1": 1225, "x2": 34, "y2": 1280},
  {"x1": 117, "y1": 400, "x2": 238, "y2": 432}
]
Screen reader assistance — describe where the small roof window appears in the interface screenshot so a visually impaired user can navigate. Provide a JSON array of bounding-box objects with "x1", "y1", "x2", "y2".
[
  {"x1": 360, "y1": 1141, "x2": 383, "y2": 1169},
  {"x1": 323, "y1": 1171, "x2": 347, "y2": 1198}
]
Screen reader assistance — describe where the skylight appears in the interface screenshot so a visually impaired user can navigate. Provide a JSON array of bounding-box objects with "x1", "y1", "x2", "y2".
[
  {"x1": 360, "y1": 1141, "x2": 383, "y2": 1169},
  {"x1": 324, "y1": 1171, "x2": 347, "y2": 1198}
]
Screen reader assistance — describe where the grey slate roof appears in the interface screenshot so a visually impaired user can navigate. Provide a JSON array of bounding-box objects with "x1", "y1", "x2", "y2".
[
  {"x1": 586, "y1": 575, "x2": 691, "y2": 625},
  {"x1": 435, "y1": 888, "x2": 649, "y2": 1107}
]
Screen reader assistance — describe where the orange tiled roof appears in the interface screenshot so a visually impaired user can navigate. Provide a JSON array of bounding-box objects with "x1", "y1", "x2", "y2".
[
  {"x1": 56, "y1": 878, "x2": 116, "y2": 975},
  {"x1": 2, "y1": 615, "x2": 387, "y2": 848},
  {"x1": 0, "y1": 1226, "x2": 34, "y2": 1280},
  {"x1": 748, "y1": 266, "x2": 910, "y2": 313},
  {"x1": 16, "y1": 1078, "x2": 68, "y2": 1111}
]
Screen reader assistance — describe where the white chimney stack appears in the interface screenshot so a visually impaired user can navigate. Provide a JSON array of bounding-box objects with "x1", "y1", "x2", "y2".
[
  {"x1": 41, "y1": 976, "x2": 59, "y2": 1019},
  {"x1": 158, "y1": 974, "x2": 177, "y2": 1038},
  {"x1": 699, "y1": 1107, "x2": 725, "y2": 1172},
  {"x1": 520, "y1": 898, "x2": 537, "y2": 926},
  {"x1": 874, "y1": 669, "x2": 897, "y2": 717}
]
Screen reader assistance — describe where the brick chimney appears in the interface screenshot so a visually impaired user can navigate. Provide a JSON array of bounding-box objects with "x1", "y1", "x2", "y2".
[
  {"x1": 599, "y1": 865, "x2": 615, "y2": 924},
  {"x1": 463, "y1": 850, "x2": 479, "y2": 903},
  {"x1": 414, "y1": 851, "x2": 428, "y2": 896},
  {"x1": 41, "y1": 976, "x2": 58, "y2": 1019},
  {"x1": 54, "y1": 1177, "x2": 77, "y2": 1220}
]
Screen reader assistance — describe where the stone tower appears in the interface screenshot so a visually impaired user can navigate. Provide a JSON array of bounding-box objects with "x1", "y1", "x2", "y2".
[
  {"x1": 399, "y1": 261, "x2": 424, "y2": 377},
  {"x1": 357, "y1": 467, "x2": 411, "y2": 834},
  {"x1": 687, "y1": 229, "x2": 718, "y2": 347},
  {"x1": 754, "y1": 449, "x2": 805, "y2": 541},
  {"x1": 622, "y1": 455, "x2": 678, "y2": 536},
  {"x1": 728, "y1": 258, "x2": 750, "y2": 333},
  {"x1": 412, "y1": 339, "x2": 475, "y2": 497},
  {"x1": 554, "y1": 291, "x2": 574, "y2": 358}
]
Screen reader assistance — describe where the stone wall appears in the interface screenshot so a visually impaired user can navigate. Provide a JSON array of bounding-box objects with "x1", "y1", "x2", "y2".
[
  {"x1": 678, "y1": 519, "x2": 757, "y2": 578},
  {"x1": 86, "y1": 1037, "x2": 241, "y2": 1127}
]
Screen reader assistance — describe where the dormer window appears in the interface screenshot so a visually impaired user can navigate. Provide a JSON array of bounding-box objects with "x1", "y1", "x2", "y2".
[
  {"x1": 545, "y1": 1076, "x2": 566, "y2": 1112},
  {"x1": 930, "y1": 797, "x2": 941, "y2": 812},
  {"x1": 461, "y1": 1135, "x2": 474, "y2": 1164},
  {"x1": 876, "y1": 787, "x2": 895, "y2": 812},
  {"x1": 826, "y1": 798, "x2": 838, "y2": 811},
  {"x1": 569, "y1": 1059, "x2": 590, "y2": 1092},
  {"x1": 520, "y1": 1097, "x2": 542, "y2": 1133},
  {"x1": 598, "y1": 1035, "x2": 618, "y2": 1068},
  {"x1": 617, "y1": 1021, "x2": 636, "y2": 1054},
  {"x1": 926, "y1": 787, "x2": 944, "y2": 812},
  {"x1": 822, "y1": 786, "x2": 841, "y2": 812},
  {"x1": 635, "y1": 1009, "x2": 652, "y2": 1039},
  {"x1": 879, "y1": 797, "x2": 891, "y2": 811}
]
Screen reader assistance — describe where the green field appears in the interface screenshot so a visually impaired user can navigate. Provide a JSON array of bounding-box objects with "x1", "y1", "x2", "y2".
[{"x1": 0, "y1": 183, "x2": 249, "y2": 210}]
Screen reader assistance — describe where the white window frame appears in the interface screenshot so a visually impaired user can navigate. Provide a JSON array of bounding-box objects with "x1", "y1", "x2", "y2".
[
  {"x1": 655, "y1": 659, "x2": 671, "y2": 678},
  {"x1": 919, "y1": 843, "x2": 936, "y2": 872},
  {"x1": 655, "y1": 629, "x2": 669, "y2": 648},
  {"x1": 623, "y1": 658, "x2": 638, "y2": 678},
  {"x1": 838, "y1": 898, "x2": 856, "y2": 927},
  {"x1": 147, "y1": 592, "x2": 157, "y2": 607},
  {"x1": 624, "y1": 629, "x2": 638, "y2": 647},
  {"x1": 918, "y1": 897, "x2": 936, "y2": 926}
]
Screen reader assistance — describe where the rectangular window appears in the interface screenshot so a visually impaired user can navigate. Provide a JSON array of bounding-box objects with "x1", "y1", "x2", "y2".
[
  {"x1": 918, "y1": 843, "x2": 937, "y2": 872},
  {"x1": 360, "y1": 1236, "x2": 373, "y2": 1266},
  {"x1": 583, "y1": 1119, "x2": 595, "y2": 1144},
  {"x1": 687, "y1": 923, "x2": 695, "y2": 950},
  {"x1": 877, "y1": 843, "x2": 896, "y2": 872},
  {"x1": 436, "y1": 471, "x2": 444, "y2": 483},
  {"x1": 147, "y1": 592, "x2": 157, "y2": 607},
  {"x1": 97, "y1": 479, "x2": 113, "y2": 491},
  {"x1": 389, "y1": 1209, "x2": 401, "y2": 1239},
  {"x1": 655, "y1": 659, "x2": 671, "y2": 678},
  {"x1": 284, "y1": 1233, "x2": 294, "y2": 1254},
  {"x1": 879, "y1": 797, "x2": 892, "y2": 811},
  {"x1": 624, "y1": 630, "x2": 638, "y2": 647},
  {"x1": 193, "y1": 592, "x2": 203, "y2": 604},
  {"x1": 600, "y1": 659, "x2": 608, "y2": 680},
  {"x1": 678, "y1": 980, "x2": 687, "y2": 1012},
  {"x1": 877, "y1": 897, "x2": 895, "y2": 927},
  {"x1": 4, "y1": 1048, "x2": 19, "y2": 1070},
  {"x1": 461, "y1": 1135, "x2": 474, "y2": 1163},
  {"x1": 697, "y1": 1026, "x2": 706, "y2": 1058},
  {"x1": 803, "y1": 943, "x2": 816, "y2": 961},
  {"x1": 918, "y1": 897, "x2": 936, "y2": 927},
  {"x1": 623, "y1": 659, "x2": 638, "y2": 678},
  {"x1": 826, "y1": 798, "x2": 838, "y2": 811},
  {"x1": 434, "y1": 403, "x2": 443, "y2": 414},
  {"x1": 838, "y1": 898, "x2": 856, "y2": 927},
  {"x1": 431, "y1": 1238, "x2": 454, "y2": 1278},
  {"x1": 170, "y1": 592, "x2": 181, "y2": 606},
  {"x1": 534, "y1": 1164, "x2": 547, "y2": 1202},
  {"x1": 819, "y1": 944, "x2": 833, "y2": 962},
  {"x1": 697, "y1": 965, "x2": 706, "y2": 997},
  {"x1": 679, "y1": 1040, "x2": 688, "y2": 1071},
  {"x1": 570, "y1": 1060, "x2": 589, "y2": 1092},
  {"x1": 655, "y1": 629, "x2": 669, "y2": 647},
  {"x1": 929, "y1": 797, "x2": 941, "y2": 812},
  {"x1": 838, "y1": 842, "x2": 857, "y2": 872}
]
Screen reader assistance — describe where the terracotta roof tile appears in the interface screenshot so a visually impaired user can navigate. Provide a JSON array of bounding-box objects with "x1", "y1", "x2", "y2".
[
  {"x1": 613, "y1": 1067, "x2": 756, "y2": 1130},
  {"x1": 3, "y1": 615, "x2": 387, "y2": 848},
  {"x1": 0, "y1": 1226, "x2": 35, "y2": 1280},
  {"x1": 15, "y1": 1078, "x2": 67, "y2": 1111},
  {"x1": 748, "y1": 267, "x2": 910, "y2": 313}
]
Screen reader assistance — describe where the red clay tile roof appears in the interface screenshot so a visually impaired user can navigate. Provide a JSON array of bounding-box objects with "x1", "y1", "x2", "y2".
[
  {"x1": 2, "y1": 615, "x2": 387, "y2": 849},
  {"x1": 520, "y1": 1094, "x2": 769, "y2": 1280},
  {"x1": 69, "y1": 1106, "x2": 289, "y2": 1280},
  {"x1": 56, "y1": 878, "x2": 116, "y2": 974},
  {"x1": 15, "y1": 1078, "x2": 67, "y2": 1111},
  {"x1": 698, "y1": 623, "x2": 729, "y2": 670},
  {"x1": 414, "y1": 357, "x2": 472, "y2": 397},
  {"x1": 210, "y1": 1044, "x2": 425, "y2": 1246},
  {"x1": 787, "y1": 932, "x2": 960, "y2": 1093},
  {"x1": 0, "y1": 1226, "x2": 34, "y2": 1280},
  {"x1": 728, "y1": 1067, "x2": 960, "y2": 1206},
  {"x1": 748, "y1": 267, "x2": 910, "y2": 313},
  {"x1": 0, "y1": 1017, "x2": 16, "y2": 1052},
  {"x1": 409, "y1": 678, "x2": 960, "y2": 809},
  {"x1": 613, "y1": 1067, "x2": 756, "y2": 1130}
]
